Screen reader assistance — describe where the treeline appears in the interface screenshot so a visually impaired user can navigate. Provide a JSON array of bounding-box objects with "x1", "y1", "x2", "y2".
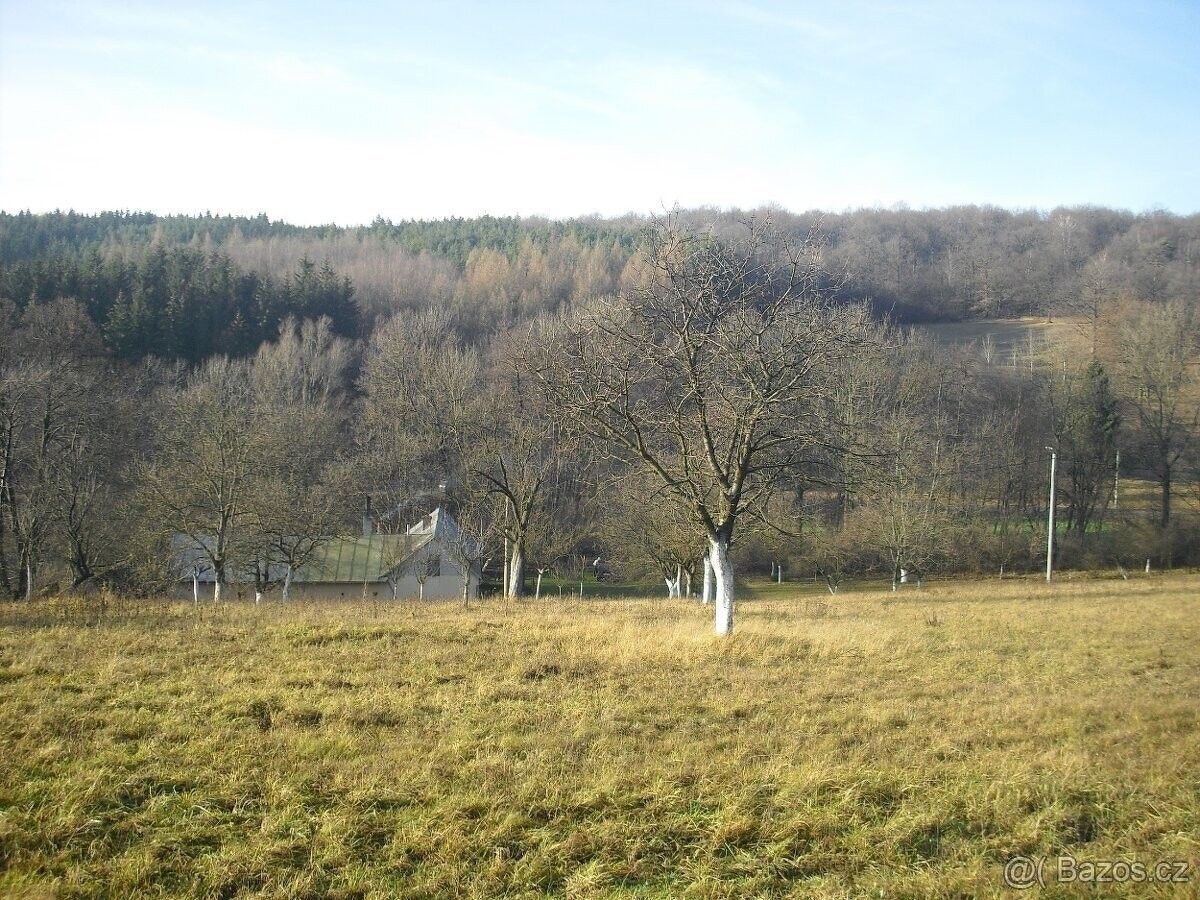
[
  {"x1": 0, "y1": 245, "x2": 357, "y2": 360},
  {"x1": 1, "y1": 219, "x2": 1197, "y2": 622},
  {"x1": 3, "y1": 206, "x2": 1198, "y2": 347}
]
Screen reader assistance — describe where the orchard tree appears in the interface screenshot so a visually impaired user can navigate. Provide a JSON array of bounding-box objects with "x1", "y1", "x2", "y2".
[
  {"x1": 139, "y1": 358, "x2": 265, "y2": 601},
  {"x1": 524, "y1": 217, "x2": 875, "y2": 635},
  {"x1": 601, "y1": 473, "x2": 706, "y2": 599},
  {"x1": 473, "y1": 330, "x2": 590, "y2": 599}
]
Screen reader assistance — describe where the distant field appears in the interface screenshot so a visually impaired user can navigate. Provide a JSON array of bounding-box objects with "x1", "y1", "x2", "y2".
[
  {"x1": 919, "y1": 317, "x2": 1083, "y2": 361},
  {"x1": 1, "y1": 577, "x2": 1198, "y2": 898}
]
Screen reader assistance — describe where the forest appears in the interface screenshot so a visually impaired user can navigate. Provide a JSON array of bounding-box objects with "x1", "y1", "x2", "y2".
[{"x1": 1, "y1": 207, "x2": 1197, "y2": 634}]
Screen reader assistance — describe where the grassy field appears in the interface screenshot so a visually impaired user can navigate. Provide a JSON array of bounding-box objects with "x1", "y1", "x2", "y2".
[
  {"x1": 1, "y1": 577, "x2": 1198, "y2": 898},
  {"x1": 919, "y1": 317, "x2": 1079, "y2": 358}
]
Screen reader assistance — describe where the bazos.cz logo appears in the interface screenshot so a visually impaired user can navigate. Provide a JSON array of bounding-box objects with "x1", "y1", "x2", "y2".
[{"x1": 1004, "y1": 854, "x2": 1192, "y2": 889}]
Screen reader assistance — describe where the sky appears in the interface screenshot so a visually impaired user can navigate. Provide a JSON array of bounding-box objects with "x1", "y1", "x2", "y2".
[{"x1": 1, "y1": 0, "x2": 1198, "y2": 224}]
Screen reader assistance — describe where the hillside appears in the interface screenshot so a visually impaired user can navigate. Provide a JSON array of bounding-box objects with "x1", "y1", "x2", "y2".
[{"x1": 3, "y1": 206, "x2": 1198, "y2": 351}]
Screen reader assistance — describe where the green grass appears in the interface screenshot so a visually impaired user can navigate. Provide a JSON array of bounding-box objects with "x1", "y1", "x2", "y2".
[{"x1": 1, "y1": 577, "x2": 1198, "y2": 897}]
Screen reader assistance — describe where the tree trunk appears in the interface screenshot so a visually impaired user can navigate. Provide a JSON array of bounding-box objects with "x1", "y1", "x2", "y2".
[
  {"x1": 684, "y1": 568, "x2": 692, "y2": 597},
  {"x1": 192, "y1": 573, "x2": 200, "y2": 603},
  {"x1": 254, "y1": 589, "x2": 263, "y2": 605},
  {"x1": 535, "y1": 569, "x2": 543, "y2": 601},
  {"x1": 701, "y1": 553, "x2": 713, "y2": 605},
  {"x1": 24, "y1": 559, "x2": 33, "y2": 601},
  {"x1": 710, "y1": 537, "x2": 734, "y2": 636},
  {"x1": 507, "y1": 542, "x2": 525, "y2": 598},
  {"x1": 418, "y1": 581, "x2": 425, "y2": 601},
  {"x1": 282, "y1": 566, "x2": 293, "y2": 602},
  {"x1": 1160, "y1": 462, "x2": 1171, "y2": 529},
  {"x1": 213, "y1": 579, "x2": 224, "y2": 603}
]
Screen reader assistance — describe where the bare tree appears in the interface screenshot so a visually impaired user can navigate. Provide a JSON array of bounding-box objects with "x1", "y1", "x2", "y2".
[
  {"x1": 1114, "y1": 298, "x2": 1199, "y2": 530},
  {"x1": 601, "y1": 474, "x2": 705, "y2": 598},
  {"x1": 140, "y1": 358, "x2": 266, "y2": 602},
  {"x1": 241, "y1": 317, "x2": 354, "y2": 602},
  {"x1": 523, "y1": 217, "x2": 874, "y2": 635},
  {"x1": 0, "y1": 301, "x2": 123, "y2": 598},
  {"x1": 439, "y1": 493, "x2": 496, "y2": 606},
  {"x1": 472, "y1": 330, "x2": 590, "y2": 599}
]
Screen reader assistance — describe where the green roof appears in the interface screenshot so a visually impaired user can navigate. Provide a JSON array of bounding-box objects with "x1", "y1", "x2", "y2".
[{"x1": 294, "y1": 533, "x2": 434, "y2": 583}]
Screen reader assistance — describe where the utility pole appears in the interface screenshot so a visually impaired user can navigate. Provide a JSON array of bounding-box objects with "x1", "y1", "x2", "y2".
[{"x1": 1046, "y1": 447, "x2": 1057, "y2": 582}]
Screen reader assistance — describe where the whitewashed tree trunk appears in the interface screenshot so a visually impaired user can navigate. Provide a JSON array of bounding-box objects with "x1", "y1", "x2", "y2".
[
  {"x1": 192, "y1": 573, "x2": 200, "y2": 603},
  {"x1": 254, "y1": 589, "x2": 263, "y2": 605},
  {"x1": 24, "y1": 561, "x2": 33, "y2": 601},
  {"x1": 282, "y1": 566, "x2": 293, "y2": 602},
  {"x1": 507, "y1": 544, "x2": 525, "y2": 598},
  {"x1": 701, "y1": 554, "x2": 713, "y2": 605},
  {"x1": 418, "y1": 581, "x2": 425, "y2": 601},
  {"x1": 776, "y1": 564, "x2": 783, "y2": 584},
  {"x1": 684, "y1": 569, "x2": 692, "y2": 597},
  {"x1": 535, "y1": 569, "x2": 544, "y2": 601},
  {"x1": 710, "y1": 537, "x2": 734, "y2": 636},
  {"x1": 1145, "y1": 558, "x2": 1151, "y2": 573},
  {"x1": 213, "y1": 579, "x2": 224, "y2": 603}
]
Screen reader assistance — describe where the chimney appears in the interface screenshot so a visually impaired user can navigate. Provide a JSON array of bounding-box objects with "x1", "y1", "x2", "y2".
[{"x1": 363, "y1": 495, "x2": 373, "y2": 537}]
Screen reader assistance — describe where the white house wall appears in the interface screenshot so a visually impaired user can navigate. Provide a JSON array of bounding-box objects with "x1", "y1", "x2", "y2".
[{"x1": 175, "y1": 572, "x2": 479, "y2": 602}]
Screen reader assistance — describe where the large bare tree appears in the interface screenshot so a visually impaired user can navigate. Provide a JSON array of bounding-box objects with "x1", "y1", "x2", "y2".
[
  {"x1": 139, "y1": 358, "x2": 268, "y2": 601},
  {"x1": 1115, "y1": 298, "x2": 1199, "y2": 530},
  {"x1": 523, "y1": 218, "x2": 875, "y2": 635}
]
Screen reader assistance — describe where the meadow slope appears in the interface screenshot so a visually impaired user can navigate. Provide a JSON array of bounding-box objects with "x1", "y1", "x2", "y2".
[{"x1": 1, "y1": 576, "x2": 1198, "y2": 898}]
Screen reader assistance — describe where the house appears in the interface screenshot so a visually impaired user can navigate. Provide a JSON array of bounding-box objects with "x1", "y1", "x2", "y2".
[{"x1": 173, "y1": 507, "x2": 481, "y2": 601}]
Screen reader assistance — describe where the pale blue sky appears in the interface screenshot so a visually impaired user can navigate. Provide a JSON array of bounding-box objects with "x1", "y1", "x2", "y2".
[{"x1": 1, "y1": 0, "x2": 1197, "y2": 223}]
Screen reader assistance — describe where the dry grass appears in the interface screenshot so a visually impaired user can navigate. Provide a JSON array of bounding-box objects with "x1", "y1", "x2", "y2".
[{"x1": 1, "y1": 576, "x2": 1198, "y2": 898}]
